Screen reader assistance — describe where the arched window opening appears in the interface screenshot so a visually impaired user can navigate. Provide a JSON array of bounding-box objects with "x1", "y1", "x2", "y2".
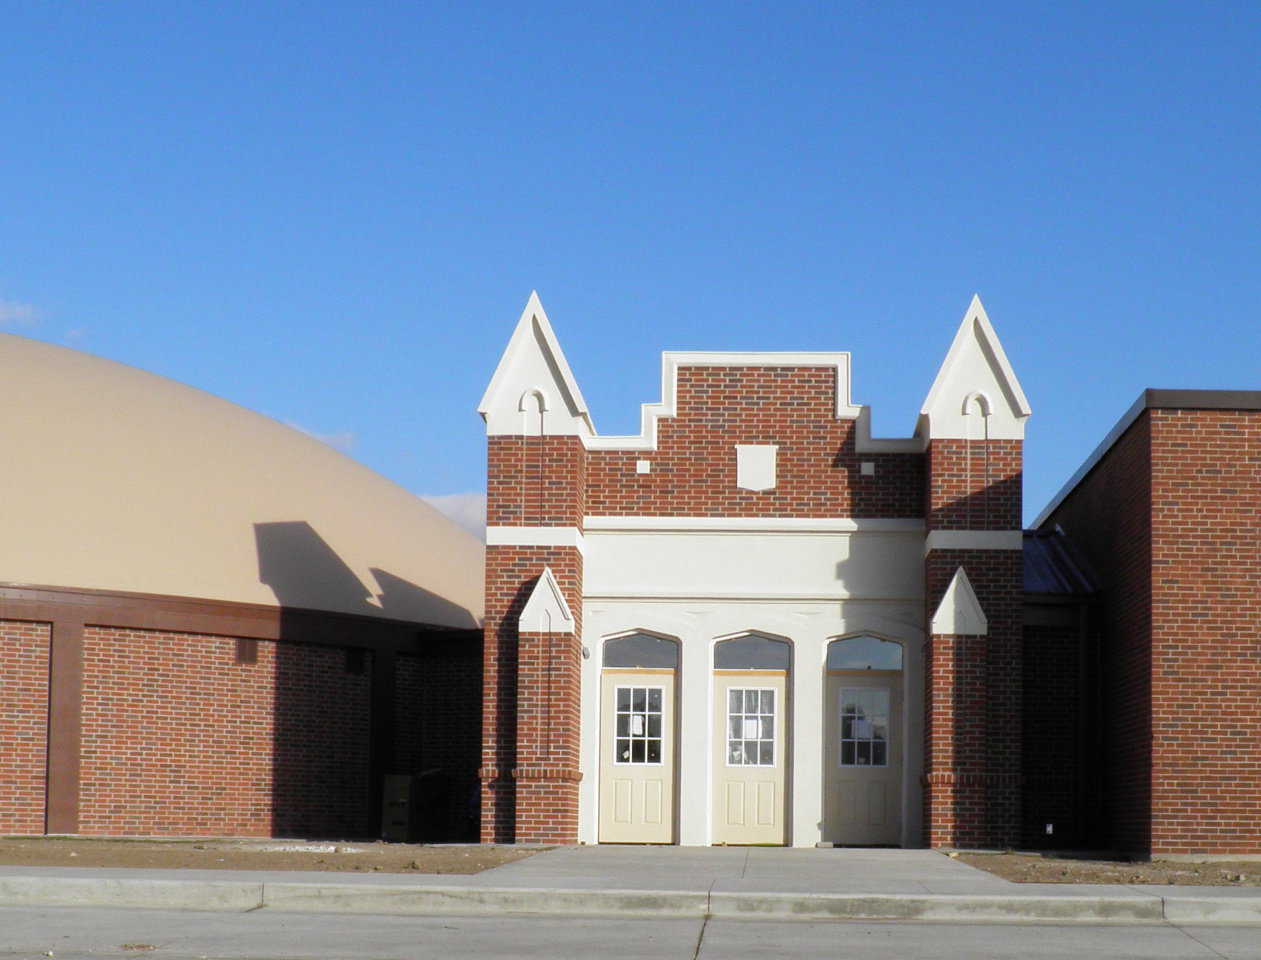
[
  {"x1": 826, "y1": 635, "x2": 902, "y2": 671},
  {"x1": 714, "y1": 634, "x2": 791, "y2": 670},
  {"x1": 604, "y1": 632, "x2": 679, "y2": 670}
]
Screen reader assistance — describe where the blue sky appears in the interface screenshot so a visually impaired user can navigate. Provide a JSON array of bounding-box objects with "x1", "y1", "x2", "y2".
[{"x1": 3, "y1": 2, "x2": 1258, "y2": 529}]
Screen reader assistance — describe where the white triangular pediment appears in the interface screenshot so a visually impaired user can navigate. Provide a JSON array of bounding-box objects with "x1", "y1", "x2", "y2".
[
  {"x1": 930, "y1": 566, "x2": 989, "y2": 636},
  {"x1": 478, "y1": 292, "x2": 595, "y2": 437},
  {"x1": 518, "y1": 566, "x2": 576, "y2": 634},
  {"x1": 919, "y1": 295, "x2": 1030, "y2": 440}
]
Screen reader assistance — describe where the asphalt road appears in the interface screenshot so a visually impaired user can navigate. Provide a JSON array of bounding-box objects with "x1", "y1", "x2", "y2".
[{"x1": 2, "y1": 905, "x2": 1259, "y2": 960}]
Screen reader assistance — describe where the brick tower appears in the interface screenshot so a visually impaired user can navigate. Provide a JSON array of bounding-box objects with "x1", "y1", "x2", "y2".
[
  {"x1": 920, "y1": 296, "x2": 1030, "y2": 848},
  {"x1": 477, "y1": 293, "x2": 590, "y2": 843}
]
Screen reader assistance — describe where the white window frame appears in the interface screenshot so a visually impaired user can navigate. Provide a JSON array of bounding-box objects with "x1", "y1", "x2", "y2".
[
  {"x1": 612, "y1": 684, "x2": 666, "y2": 766},
  {"x1": 838, "y1": 686, "x2": 890, "y2": 768},
  {"x1": 724, "y1": 685, "x2": 777, "y2": 768}
]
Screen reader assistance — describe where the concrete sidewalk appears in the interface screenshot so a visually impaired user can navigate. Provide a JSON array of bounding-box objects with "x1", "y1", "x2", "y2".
[{"x1": 1, "y1": 846, "x2": 1259, "y2": 924}]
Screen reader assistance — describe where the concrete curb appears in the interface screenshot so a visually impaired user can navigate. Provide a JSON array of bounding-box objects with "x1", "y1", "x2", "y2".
[
  {"x1": 0, "y1": 876, "x2": 263, "y2": 911},
  {"x1": 1, "y1": 876, "x2": 1259, "y2": 924}
]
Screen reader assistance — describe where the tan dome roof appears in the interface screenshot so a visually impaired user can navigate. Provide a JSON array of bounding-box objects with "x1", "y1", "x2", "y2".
[{"x1": 0, "y1": 333, "x2": 483, "y2": 628}]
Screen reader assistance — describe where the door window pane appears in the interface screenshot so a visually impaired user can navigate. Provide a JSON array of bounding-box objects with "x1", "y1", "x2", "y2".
[
  {"x1": 613, "y1": 685, "x2": 665, "y2": 765},
  {"x1": 727, "y1": 687, "x2": 775, "y2": 766},
  {"x1": 839, "y1": 687, "x2": 890, "y2": 768}
]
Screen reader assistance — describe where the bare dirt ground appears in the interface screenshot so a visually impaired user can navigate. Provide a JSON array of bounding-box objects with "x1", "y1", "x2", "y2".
[
  {"x1": 0, "y1": 837, "x2": 542, "y2": 874},
  {"x1": 957, "y1": 851, "x2": 1261, "y2": 886}
]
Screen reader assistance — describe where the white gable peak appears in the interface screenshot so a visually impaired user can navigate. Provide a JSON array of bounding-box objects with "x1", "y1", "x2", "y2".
[
  {"x1": 930, "y1": 566, "x2": 989, "y2": 636},
  {"x1": 478, "y1": 292, "x2": 595, "y2": 437},
  {"x1": 518, "y1": 566, "x2": 576, "y2": 634},
  {"x1": 919, "y1": 295, "x2": 1031, "y2": 440}
]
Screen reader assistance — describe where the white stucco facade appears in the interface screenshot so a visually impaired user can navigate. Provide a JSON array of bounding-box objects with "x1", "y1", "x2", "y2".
[{"x1": 576, "y1": 522, "x2": 926, "y2": 847}]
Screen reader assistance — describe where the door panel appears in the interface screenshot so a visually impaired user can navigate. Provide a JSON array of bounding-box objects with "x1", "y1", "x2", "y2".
[
  {"x1": 823, "y1": 671, "x2": 902, "y2": 845},
  {"x1": 599, "y1": 670, "x2": 675, "y2": 843},
  {"x1": 712, "y1": 670, "x2": 787, "y2": 845}
]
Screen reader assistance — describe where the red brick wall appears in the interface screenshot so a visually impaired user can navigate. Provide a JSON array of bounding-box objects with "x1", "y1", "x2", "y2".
[
  {"x1": 923, "y1": 428, "x2": 1024, "y2": 849},
  {"x1": 1147, "y1": 409, "x2": 1261, "y2": 855},
  {"x1": 481, "y1": 545, "x2": 582, "y2": 843},
  {"x1": 0, "y1": 619, "x2": 51, "y2": 834},
  {"x1": 1046, "y1": 415, "x2": 1153, "y2": 854},
  {"x1": 80, "y1": 627, "x2": 372, "y2": 837},
  {"x1": 924, "y1": 549, "x2": 1023, "y2": 847},
  {"x1": 514, "y1": 629, "x2": 582, "y2": 843},
  {"x1": 927, "y1": 439, "x2": 1022, "y2": 530},
  {"x1": 488, "y1": 435, "x2": 586, "y2": 526},
  {"x1": 586, "y1": 367, "x2": 923, "y2": 517}
]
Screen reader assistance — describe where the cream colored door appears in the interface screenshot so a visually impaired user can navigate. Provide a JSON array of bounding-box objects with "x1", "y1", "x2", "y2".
[
  {"x1": 599, "y1": 669, "x2": 675, "y2": 843},
  {"x1": 823, "y1": 671, "x2": 902, "y2": 845},
  {"x1": 712, "y1": 670, "x2": 787, "y2": 845}
]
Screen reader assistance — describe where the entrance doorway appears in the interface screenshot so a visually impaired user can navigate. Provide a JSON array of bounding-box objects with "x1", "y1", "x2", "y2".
[
  {"x1": 711, "y1": 634, "x2": 790, "y2": 845},
  {"x1": 822, "y1": 635, "x2": 903, "y2": 845},
  {"x1": 599, "y1": 633, "x2": 678, "y2": 844}
]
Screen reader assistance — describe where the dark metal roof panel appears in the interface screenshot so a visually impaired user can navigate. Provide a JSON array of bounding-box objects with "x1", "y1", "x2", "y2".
[{"x1": 1023, "y1": 529, "x2": 1098, "y2": 595}]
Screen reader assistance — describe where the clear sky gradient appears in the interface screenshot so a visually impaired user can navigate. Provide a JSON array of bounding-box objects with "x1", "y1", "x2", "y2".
[{"x1": 3, "y1": 2, "x2": 1258, "y2": 529}]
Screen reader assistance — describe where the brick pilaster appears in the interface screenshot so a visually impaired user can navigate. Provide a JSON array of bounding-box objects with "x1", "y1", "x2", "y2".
[
  {"x1": 924, "y1": 437, "x2": 1024, "y2": 848},
  {"x1": 514, "y1": 624, "x2": 582, "y2": 843},
  {"x1": 480, "y1": 433, "x2": 586, "y2": 844}
]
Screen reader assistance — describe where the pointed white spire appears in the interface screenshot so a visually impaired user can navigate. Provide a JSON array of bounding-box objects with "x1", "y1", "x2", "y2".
[
  {"x1": 919, "y1": 295, "x2": 1031, "y2": 440},
  {"x1": 478, "y1": 292, "x2": 595, "y2": 437},
  {"x1": 930, "y1": 566, "x2": 989, "y2": 636},
  {"x1": 518, "y1": 566, "x2": 575, "y2": 634}
]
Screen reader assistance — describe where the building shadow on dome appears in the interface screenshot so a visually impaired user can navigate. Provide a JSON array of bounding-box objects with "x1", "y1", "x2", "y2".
[{"x1": 253, "y1": 521, "x2": 482, "y2": 843}]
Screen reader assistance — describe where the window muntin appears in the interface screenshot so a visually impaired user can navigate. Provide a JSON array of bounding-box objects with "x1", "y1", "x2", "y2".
[
  {"x1": 726, "y1": 687, "x2": 775, "y2": 766},
  {"x1": 839, "y1": 687, "x2": 889, "y2": 767},
  {"x1": 614, "y1": 685, "x2": 664, "y2": 765}
]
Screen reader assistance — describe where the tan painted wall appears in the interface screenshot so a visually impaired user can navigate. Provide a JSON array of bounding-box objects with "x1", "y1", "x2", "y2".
[{"x1": 0, "y1": 333, "x2": 482, "y2": 628}]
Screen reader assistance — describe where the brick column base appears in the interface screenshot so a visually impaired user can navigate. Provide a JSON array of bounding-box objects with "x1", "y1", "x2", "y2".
[
  {"x1": 924, "y1": 772, "x2": 1022, "y2": 848},
  {"x1": 514, "y1": 768, "x2": 582, "y2": 843}
]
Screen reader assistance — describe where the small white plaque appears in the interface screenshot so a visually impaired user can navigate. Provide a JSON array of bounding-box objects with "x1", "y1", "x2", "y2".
[
  {"x1": 735, "y1": 444, "x2": 777, "y2": 491},
  {"x1": 860, "y1": 461, "x2": 875, "y2": 476},
  {"x1": 636, "y1": 459, "x2": 651, "y2": 474}
]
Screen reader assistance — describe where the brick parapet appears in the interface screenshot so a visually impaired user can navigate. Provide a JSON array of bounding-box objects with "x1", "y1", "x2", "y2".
[{"x1": 585, "y1": 366, "x2": 924, "y2": 518}]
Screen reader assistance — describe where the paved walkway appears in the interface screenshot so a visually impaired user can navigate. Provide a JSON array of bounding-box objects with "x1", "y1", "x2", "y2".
[{"x1": 1, "y1": 846, "x2": 1259, "y2": 924}]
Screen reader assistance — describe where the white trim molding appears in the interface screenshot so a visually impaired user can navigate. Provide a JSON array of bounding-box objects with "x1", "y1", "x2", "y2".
[
  {"x1": 479, "y1": 292, "x2": 596, "y2": 437},
  {"x1": 924, "y1": 530, "x2": 1023, "y2": 554},
  {"x1": 486, "y1": 525, "x2": 586, "y2": 554},
  {"x1": 929, "y1": 567, "x2": 988, "y2": 635},
  {"x1": 585, "y1": 516, "x2": 925, "y2": 534},
  {"x1": 519, "y1": 566, "x2": 576, "y2": 634},
  {"x1": 918, "y1": 294, "x2": 1031, "y2": 441}
]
